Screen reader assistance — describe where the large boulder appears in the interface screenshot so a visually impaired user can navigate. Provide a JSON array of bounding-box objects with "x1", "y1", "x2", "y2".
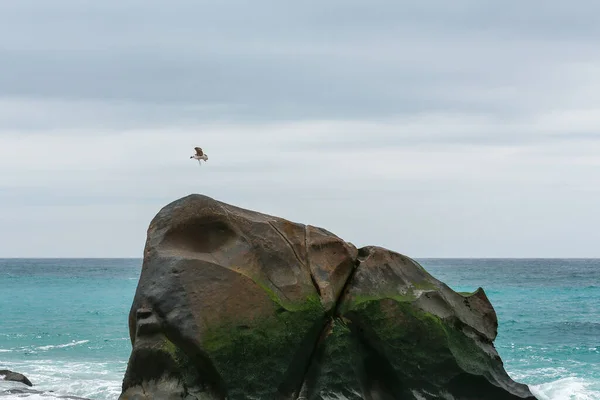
[{"x1": 119, "y1": 194, "x2": 537, "y2": 400}]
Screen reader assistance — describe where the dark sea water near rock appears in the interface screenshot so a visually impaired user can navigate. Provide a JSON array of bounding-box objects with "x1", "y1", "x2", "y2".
[{"x1": 0, "y1": 258, "x2": 598, "y2": 400}]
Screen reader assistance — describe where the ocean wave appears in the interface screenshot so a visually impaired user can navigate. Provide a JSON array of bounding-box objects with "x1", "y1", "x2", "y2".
[
  {"x1": 36, "y1": 340, "x2": 89, "y2": 351},
  {"x1": 0, "y1": 360, "x2": 126, "y2": 400},
  {"x1": 531, "y1": 377, "x2": 600, "y2": 400}
]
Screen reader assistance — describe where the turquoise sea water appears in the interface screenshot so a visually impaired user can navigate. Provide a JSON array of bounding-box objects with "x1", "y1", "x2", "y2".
[{"x1": 1, "y1": 258, "x2": 598, "y2": 400}]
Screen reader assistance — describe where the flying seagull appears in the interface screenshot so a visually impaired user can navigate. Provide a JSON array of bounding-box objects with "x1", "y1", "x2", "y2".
[{"x1": 190, "y1": 147, "x2": 208, "y2": 166}]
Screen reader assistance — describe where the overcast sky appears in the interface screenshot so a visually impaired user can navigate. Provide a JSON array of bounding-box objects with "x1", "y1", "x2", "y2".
[{"x1": 1, "y1": 1, "x2": 599, "y2": 258}]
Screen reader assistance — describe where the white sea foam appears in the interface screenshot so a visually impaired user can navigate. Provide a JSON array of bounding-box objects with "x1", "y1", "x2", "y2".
[
  {"x1": 36, "y1": 340, "x2": 90, "y2": 351},
  {"x1": 531, "y1": 377, "x2": 600, "y2": 400},
  {"x1": 0, "y1": 359, "x2": 126, "y2": 400}
]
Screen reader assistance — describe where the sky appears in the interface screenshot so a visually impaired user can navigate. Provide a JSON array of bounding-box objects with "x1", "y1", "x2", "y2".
[{"x1": 1, "y1": 1, "x2": 599, "y2": 258}]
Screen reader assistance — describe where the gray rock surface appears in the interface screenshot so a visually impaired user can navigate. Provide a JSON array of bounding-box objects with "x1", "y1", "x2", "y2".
[{"x1": 0, "y1": 369, "x2": 32, "y2": 387}]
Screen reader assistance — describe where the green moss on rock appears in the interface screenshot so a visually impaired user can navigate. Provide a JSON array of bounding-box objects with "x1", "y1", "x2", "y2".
[
  {"x1": 346, "y1": 298, "x2": 493, "y2": 388},
  {"x1": 306, "y1": 318, "x2": 363, "y2": 400},
  {"x1": 201, "y1": 297, "x2": 326, "y2": 399},
  {"x1": 158, "y1": 337, "x2": 201, "y2": 391}
]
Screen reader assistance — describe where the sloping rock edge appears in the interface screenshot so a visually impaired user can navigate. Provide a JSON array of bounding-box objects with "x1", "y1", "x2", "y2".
[{"x1": 0, "y1": 370, "x2": 33, "y2": 387}]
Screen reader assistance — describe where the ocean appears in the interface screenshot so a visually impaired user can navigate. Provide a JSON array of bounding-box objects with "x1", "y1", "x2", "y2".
[{"x1": 0, "y1": 258, "x2": 598, "y2": 400}]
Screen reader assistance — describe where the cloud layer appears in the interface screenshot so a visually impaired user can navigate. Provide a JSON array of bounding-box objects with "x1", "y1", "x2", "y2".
[{"x1": 1, "y1": 1, "x2": 599, "y2": 257}]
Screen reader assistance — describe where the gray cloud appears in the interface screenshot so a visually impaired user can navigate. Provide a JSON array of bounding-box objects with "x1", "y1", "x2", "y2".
[
  {"x1": 2, "y1": 0, "x2": 600, "y2": 122},
  {"x1": 0, "y1": 1, "x2": 599, "y2": 257}
]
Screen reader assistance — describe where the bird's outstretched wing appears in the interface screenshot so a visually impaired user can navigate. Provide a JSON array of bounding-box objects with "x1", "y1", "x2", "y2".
[{"x1": 194, "y1": 147, "x2": 204, "y2": 156}]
